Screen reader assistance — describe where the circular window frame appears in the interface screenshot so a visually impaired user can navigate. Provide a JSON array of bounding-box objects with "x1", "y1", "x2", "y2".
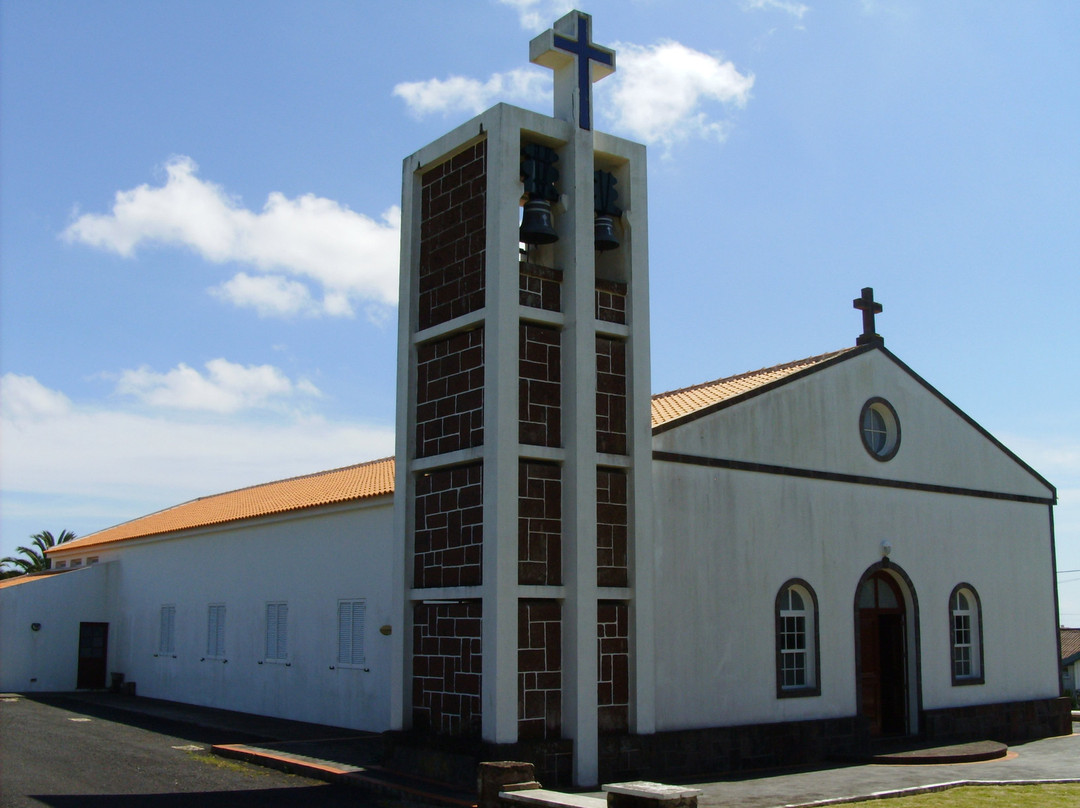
[{"x1": 860, "y1": 397, "x2": 901, "y2": 461}]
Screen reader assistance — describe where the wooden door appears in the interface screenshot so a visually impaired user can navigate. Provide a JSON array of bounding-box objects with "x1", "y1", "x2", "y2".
[
  {"x1": 859, "y1": 612, "x2": 884, "y2": 735},
  {"x1": 76, "y1": 622, "x2": 109, "y2": 689},
  {"x1": 878, "y1": 613, "x2": 907, "y2": 735},
  {"x1": 857, "y1": 573, "x2": 908, "y2": 737}
]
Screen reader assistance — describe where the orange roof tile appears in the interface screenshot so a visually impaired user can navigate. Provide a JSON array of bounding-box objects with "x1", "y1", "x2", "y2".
[
  {"x1": 47, "y1": 349, "x2": 860, "y2": 555},
  {"x1": 651, "y1": 348, "x2": 855, "y2": 429},
  {"x1": 0, "y1": 570, "x2": 75, "y2": 590},
  {"x1": 52, "y1": 457, "x2": 395, "y2": 554}
]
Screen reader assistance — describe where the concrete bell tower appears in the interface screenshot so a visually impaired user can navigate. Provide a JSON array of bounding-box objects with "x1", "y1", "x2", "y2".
[{"x1": 391, "y1": 11, "x2": 653, "y2": 786}]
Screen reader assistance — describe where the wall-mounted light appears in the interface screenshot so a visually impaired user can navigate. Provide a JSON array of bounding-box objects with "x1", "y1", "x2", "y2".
[
  {"x1": 379, "y1": 625, "x2": 392, "y2": 636},
  {"x1": 30, "y1": 623, "x2": 41, "y2": 632},
  {"x1": 880, "y1": 540, "x2": 892, "y2": 562}
]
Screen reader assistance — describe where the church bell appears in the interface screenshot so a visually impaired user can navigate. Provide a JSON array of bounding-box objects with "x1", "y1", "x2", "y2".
[
  {"x1": 594, "y1": 213, "x2": 620, "y2": 252},
  {"x1": 519, "y1": 198, "x2": 559, "y2": 245}
]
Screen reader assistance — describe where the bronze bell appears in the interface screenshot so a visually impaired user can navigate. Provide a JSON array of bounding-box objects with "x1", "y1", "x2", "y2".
[
  {"x1": 594, "y1": 213, "x2": 620, "y2": 252},
  {"x1": 520, "y1": 198, "x2": 558, "y2": 245}
]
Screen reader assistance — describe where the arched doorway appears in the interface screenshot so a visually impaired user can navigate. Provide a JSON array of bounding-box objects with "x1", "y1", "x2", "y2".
[{"x1": 855, "y1": 569, "x2": 914, "y2": 736}]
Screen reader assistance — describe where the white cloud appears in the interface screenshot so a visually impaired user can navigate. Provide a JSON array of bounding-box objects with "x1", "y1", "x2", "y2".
[
  {"x1": 210, "y1": 272, "x2": 323, "y2": 318},
  {"x1": 0, "y1": 373, "x2": 394, "y2": 540},
  {"x1": 742, "y1": 0, "x2": 810, "y2": 20},
  {"x1": 393, "y1": 68, "x2": 550, "y2": 117},
  {"x1": 496, "y1": 0, "x2": 575, "y2": 31},
  {"x1": 393, "y1": 39, "x2": 753, "y2": 152},
  {"x1": 112, "y1": 359, "x2": 320, "y2": 414},
  {"x1": 0, "y1": 374, "x2": 73, "y2": 420},
  {"x1": 62, "y1": 156, "x2": 400, "y2": 319},
  {"x1": 609, "y1": 40, "x2": 754, "y2": 149}
]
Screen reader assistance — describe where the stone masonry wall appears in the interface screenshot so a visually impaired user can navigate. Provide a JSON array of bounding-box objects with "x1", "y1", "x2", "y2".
[
  {"x1": 414, "y1": 463, "x2": 483, "y2": 589},
  {"x1": 519, "y1": 323, "x2": 561, "y2": 448},
  {"x1": 598, "y1": 600, "x2": 630, "y2": 734},
  {"x1": 518, "y1": 599, "x2": 562, "y2": 740},
  {"x1": 596, "y1": 468, "x2": 628, "y2": 587},
  {"x1": 412, "y1": 600, "x2": 483, "y2": 736},
  {"x1": 418, "y1": 141, "x2": 487, "y2": 331},
  {"x1": 416, "y1": 327, "x2": 484, "y2": 457},
  {"x1": 518, "y1": 460, "x2": 562, "y2": 586},
  {"x1": 595, "y1": 279, "x2": 627, "y2": 324},
  {"x1": 520, "y1": 263, "x2": 563, "y2": 312},
  {"x1": 596, "y1": 336, "x2": 627, "y2": 455}
]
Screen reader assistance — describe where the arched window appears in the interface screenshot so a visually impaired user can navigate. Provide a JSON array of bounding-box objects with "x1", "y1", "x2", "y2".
[
  {"x1": 950, "y1": 584, "x2": 984, "y2": 685},
  {"x1": 775, "y1": 580, "x2": 820, "y2": 698}
]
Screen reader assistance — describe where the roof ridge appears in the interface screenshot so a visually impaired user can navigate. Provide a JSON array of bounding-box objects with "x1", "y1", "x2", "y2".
[
  {"x1": 188, "y1": 455, "x2": 395, "y2": 503},
  {"x1": 652, "y1": 347, "x2": 853, "y2": 401}
]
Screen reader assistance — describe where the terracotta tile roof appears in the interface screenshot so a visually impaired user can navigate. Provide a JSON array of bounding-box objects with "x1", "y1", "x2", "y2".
[
  {"x1": 0, "y1": 570, "x2": 74, "y2": 590},
  {"x1": 1061, "y1": 628, "x2": 1080, "y2": 663},
  {"x1": 46, "y1": 349, "x2": 860, "y2": 556},
  {"x1": 651, "y1": 348, "x2": 855, "y2": 429},
  {"x1": 52, "y1": 457, "x2": 395, "y2": 554}
]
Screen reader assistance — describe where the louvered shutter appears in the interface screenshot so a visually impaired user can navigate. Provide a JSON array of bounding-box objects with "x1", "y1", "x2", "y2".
[
  {"x1": 207, "y1": 604, "x2": 225, "y2": 657},
  {"x1": 159, "y1": 605, "x2": 175, "y2": 654},
  {"x1": 337, "y1": 600, "x2": 365, "y2": 665},
  {"x1": 266, "y1": 603, "x2": 288, "y2": 660}
]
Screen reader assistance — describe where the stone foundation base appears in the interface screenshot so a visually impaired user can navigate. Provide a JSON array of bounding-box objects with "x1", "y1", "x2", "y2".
[
  {"x1": 599, "y1": 716, "x2": 865, "y2": 784},
  {"x1": 382, "y1": 697, "x2": 1071, "y2": 790},
  {"x1": 921, "y1": 696, "x2": 1072, "y2": 744},
  {"x1": 382, "y1": 730, "x2": 572, "y2": 791}
]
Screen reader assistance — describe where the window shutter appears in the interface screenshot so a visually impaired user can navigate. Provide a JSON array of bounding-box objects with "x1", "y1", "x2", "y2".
[
  {"x1": 160, "y1": 605, "x2": 175, "y2": 654},
  {"x1": 208, "y1": 604, "x2": 225, "y2": 657},
  {"x1": 338, "y1": 599, "x2": 365, "y2": 665},
  {"x1": 266, "y1": 603, "x2": 288, "y2": 660}
]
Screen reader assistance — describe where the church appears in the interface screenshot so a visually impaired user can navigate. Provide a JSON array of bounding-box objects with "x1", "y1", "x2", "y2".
[{"x1": 0, "y1": 11, "x2": 1068, "y2": 788}]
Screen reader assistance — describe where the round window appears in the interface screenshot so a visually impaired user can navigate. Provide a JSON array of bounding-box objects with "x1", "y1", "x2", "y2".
[{"x1": 860, "y1": 397, "x2": 900, "y2": 461}]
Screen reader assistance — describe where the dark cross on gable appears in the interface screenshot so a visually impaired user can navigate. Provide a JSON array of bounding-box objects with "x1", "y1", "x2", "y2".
[
  {"x1": 853, "y1": 287, "x2": 884, "y2": 346},
  {"x1": 530, "y1": 10, "x2": 615, "y2": 130}
]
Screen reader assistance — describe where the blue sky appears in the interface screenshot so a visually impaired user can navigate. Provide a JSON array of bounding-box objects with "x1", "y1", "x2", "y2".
[{"x1": 2, "y1": 1, "x2": 1078, "y2": 618}]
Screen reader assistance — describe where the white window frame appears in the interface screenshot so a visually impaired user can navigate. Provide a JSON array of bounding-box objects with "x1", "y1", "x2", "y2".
[
  {"x1": 337, "y1": 598, "x2": 366, "y2": 668},
  {"x1": 776, "y1": 580, "x2": 820, "y2": 698},
  {"x1": 158, "y1": 604, "x2": 176, "y2": 656},
  {"x1": 206, "y1": 603, "x2": 226, "y2": 659},
  {"x1": 265, "y1": 601, "x2": 289, "y2": 662},
  {"x1": 950, "y1": 584, "x2": 984, "y2": 685}
]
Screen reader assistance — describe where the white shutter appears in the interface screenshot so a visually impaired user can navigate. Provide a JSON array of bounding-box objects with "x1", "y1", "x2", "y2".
[
  {"x1": 266, "y1": 603, "x2": 288, "y2": 660},
  {"x1": 159, "y1": 605, "x2": 175, "y2": 654},
  {"x1": 337, "y1": 599, "x2": 365, "y2": 665},
  {"x1": 207, "y1": 604, "x2": 225, "y2": 657}
]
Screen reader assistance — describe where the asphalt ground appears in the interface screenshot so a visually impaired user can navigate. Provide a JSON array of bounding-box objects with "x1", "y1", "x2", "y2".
[
  {"x1": 0, "y1": 692, "x2": 383, "y2": 808},
  {"x1": 4, "y1": 692, "x2": 1078, "y2": 808}
]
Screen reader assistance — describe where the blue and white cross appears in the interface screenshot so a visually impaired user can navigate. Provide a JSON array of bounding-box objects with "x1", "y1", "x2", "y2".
[{"x1": 530, "y1": 10, "x2": 615, "y2": 131}]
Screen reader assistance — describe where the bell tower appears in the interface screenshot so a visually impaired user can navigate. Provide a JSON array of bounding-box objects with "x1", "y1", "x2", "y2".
[{"x1": 391, "y1": 11, "x2": 653, "y2": 786}]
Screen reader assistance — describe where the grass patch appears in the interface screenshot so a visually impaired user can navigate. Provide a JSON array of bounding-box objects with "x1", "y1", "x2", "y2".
[
  {"x1": 187, "y1": 751, "x2": 272, "y2": 777},
  {"x1": 842, "y1": 782, "x2": 1080, "y2": 806}
]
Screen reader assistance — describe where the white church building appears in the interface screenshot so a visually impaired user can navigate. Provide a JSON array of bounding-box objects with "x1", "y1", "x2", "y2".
[{"x1": 0, "y1": 11, "x2": 1068, "y2": 788}]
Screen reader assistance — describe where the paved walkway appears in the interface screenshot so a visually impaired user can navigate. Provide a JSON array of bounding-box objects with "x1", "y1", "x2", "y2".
[{"x1": 30, "y1": 693, "x2": 1080, "y2": 808}]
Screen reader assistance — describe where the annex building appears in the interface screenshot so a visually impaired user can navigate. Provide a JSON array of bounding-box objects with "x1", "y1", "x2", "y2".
[{"x1": 1, "y1": 11, "x2": 1069, "y2": 788}]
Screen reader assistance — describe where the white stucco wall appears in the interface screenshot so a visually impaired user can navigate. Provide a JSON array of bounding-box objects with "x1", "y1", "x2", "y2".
[
  {"x1": 654, "y1": 349, "x2": 1054, "y2": 501},
  {"x1": 101, "y1": 498, "x2": 395, "y2": 731},
  {"x1": 24, "y1": 497, "x2": 395, "y2": 731},
  {"x1": 0, "y1": 564, "x2": 113, "y2": 692},
  {"x1": 650, "y1": 349, "x2": 1059, "y2": 731}
]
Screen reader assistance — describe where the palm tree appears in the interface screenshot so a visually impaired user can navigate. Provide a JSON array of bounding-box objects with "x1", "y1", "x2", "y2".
[{"x1": 1, "y1": 529, "x2": 77, "y2": 575}]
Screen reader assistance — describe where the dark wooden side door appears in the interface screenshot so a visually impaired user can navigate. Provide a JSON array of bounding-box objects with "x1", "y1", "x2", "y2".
[
  {"x1": 76, "y1": 622, "x2": 109, "y2": 689},
  {"x1": 878, "y1": 613, "x2": 907, "y2": 735}
]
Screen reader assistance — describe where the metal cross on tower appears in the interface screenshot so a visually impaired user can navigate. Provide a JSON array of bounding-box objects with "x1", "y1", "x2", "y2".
[
  {"x1": 530, "y1": 10, "x2": 615, "y2": 130},
  {"x1": 853, "y1": 287, "x2": 884, "y2": 346}
]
